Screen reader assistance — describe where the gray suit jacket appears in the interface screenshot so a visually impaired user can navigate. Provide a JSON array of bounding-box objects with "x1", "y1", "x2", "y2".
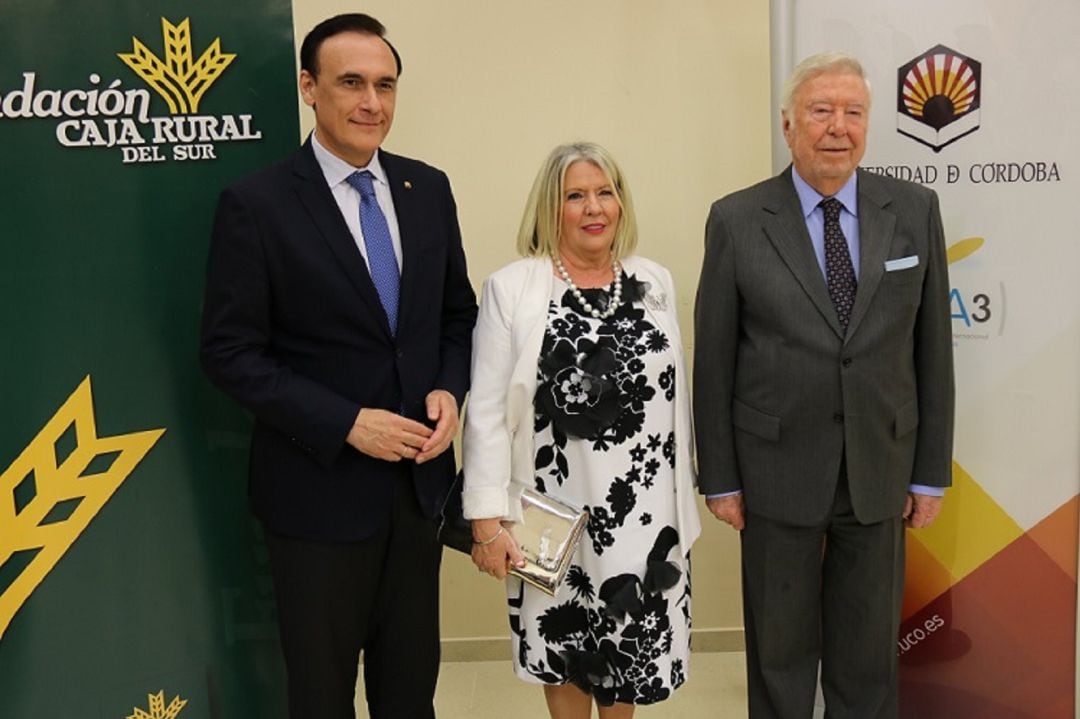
[{"x1": 693, "y1": 167, "x2": 954, "y2": 526}]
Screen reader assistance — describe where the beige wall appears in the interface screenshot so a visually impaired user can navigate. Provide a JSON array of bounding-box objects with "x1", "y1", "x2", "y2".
[{"x1": 291, "y1": 0, "x2": 772, "y2": 645}]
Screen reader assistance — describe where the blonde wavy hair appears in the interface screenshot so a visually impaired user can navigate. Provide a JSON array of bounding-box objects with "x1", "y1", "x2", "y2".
[{"x1": 515, "y1": 142, "x2": 639, "y2": 260}]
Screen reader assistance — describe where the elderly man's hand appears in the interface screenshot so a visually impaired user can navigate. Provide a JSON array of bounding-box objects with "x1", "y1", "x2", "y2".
[
  {"x1": 706, "y1": 493, "x2": 746, "y2": 531},
  {"x1": 903, "y1": 493, "x2": 943, "y2": 529}
]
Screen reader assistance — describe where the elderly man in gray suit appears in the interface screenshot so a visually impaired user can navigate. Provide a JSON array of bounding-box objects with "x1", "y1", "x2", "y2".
[{"x1": 693, "y1": 52, "x2": 954, "y2": 718}]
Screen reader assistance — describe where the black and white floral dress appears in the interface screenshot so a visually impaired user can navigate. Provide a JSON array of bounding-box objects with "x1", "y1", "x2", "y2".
[{"x1": 507, "y1": 272, "x2": 691, "y2": 706}]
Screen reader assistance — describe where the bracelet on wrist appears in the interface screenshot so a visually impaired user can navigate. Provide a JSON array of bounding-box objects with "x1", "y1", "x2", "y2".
[{"x1": 473, "y1": 525, "x2": 504, "y2": 546}]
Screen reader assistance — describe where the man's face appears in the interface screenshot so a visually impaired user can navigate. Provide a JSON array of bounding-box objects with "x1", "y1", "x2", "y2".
[
  {"x1": 783, "y1": 71, "x2": 869, "y2": 195},
  {"x1": 299, "y1": 31, "x2": 397, "y2": 167}
]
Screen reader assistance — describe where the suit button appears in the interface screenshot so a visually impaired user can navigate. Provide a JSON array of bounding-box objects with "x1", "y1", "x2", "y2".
[
  {"x1": 841, "y1": 357, "x2": 853, "y2": 367},
  {"x1": 833, "y1": 412, "x2": 844, "y2": 423},
  {"x1": 396, "y1": 350, "x2": 404, "y2": 359}
]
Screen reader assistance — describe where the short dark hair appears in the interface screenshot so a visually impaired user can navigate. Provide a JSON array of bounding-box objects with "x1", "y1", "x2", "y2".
[{"x1": 299, "y1": 13, "x2": 403, "y2": 78}]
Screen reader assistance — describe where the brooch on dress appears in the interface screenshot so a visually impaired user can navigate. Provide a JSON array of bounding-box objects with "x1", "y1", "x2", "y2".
[
  {"x1": 627, "y1": 276, "x2": 665, "y2": 311},
  {"x1": 643, "y1": 292, "x2": 667, "y2": 312}
]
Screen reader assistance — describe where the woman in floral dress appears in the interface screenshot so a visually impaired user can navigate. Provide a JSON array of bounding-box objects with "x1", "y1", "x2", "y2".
[{"x1": 463, "y1": 142, "x2": 701, "y2": 718}]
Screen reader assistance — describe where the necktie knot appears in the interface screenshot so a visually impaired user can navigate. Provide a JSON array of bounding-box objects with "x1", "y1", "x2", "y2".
[
  {"x1": 347, "y1": 170, "x2": 377, "y2": 199},
  {"x1": 820, "y1": 197, "x2": 843, "y2": 221}
]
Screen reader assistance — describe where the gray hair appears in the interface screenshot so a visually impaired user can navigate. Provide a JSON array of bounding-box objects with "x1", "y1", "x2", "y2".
[
  {"x1": 516, "y1": 142, "x2": 639, "y2": 260},
  {"x1": 780, "y1": 51, "x2": 871, "y2": 114}
]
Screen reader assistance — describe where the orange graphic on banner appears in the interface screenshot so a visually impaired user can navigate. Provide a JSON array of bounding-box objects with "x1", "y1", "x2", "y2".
[
  {"x1": 1028, "y1": 495, "x2": 1079, "y2": 582},
  {"x1": 900, "y1": 459, "x2": 1077, "y2": 718},
  {"x1": 0, "y1": 377, "x2": 164, "y2": 638}
]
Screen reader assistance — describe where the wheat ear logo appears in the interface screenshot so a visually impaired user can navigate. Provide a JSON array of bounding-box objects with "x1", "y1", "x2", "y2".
[
  {"x1": 117, "y1": 17, "x2": 236, "y2": 114},
  {"x1": 0, "y1": 377, "x2": 164, "y2": 638},
  {"x1": 127, "y1": 690, "x2": 188, "y2": 719}
]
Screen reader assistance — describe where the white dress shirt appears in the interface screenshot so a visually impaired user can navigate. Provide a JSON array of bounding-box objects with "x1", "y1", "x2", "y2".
[{"x1": 310, "y1": 131, "x2": 403, "y2": 270}]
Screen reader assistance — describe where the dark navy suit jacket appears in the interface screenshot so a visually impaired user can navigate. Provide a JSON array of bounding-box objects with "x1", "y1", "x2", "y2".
[{"x1": 200, "y1": 139, "x2": 476, "y2": 541}]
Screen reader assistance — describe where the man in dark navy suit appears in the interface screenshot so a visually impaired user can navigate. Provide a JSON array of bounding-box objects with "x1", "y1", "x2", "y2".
[{"x1": 200, "y1": 13, "x2": 476, "y2": 719}]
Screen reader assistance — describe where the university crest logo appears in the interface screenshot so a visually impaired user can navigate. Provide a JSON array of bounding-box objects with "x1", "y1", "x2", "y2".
[{"x1": 897, "y1": 44, "x2": 982, "y2": 152}]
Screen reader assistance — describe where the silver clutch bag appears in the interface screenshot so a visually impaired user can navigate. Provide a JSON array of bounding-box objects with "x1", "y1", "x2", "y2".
[{"x1": 509, "y1": 487, "x2": 589, "y2": 596}]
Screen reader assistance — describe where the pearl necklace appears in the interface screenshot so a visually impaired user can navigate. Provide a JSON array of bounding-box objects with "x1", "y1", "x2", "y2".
[{"x1": 554, "y1": 256, "x2": 623, "y2": 319}]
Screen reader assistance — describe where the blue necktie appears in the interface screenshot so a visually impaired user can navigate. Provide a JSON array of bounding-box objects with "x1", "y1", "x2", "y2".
[{"x1": 346, "y1": 170, "x2": 400, "y2": 334}]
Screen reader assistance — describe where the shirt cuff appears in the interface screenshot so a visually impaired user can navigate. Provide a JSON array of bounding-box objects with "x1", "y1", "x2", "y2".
[
  {"x1": 706, "y1": 490, "x2": 743, "y2": 500},
  {"x1": 909, "y1": 484, "x2": 945, "y2": 497}
]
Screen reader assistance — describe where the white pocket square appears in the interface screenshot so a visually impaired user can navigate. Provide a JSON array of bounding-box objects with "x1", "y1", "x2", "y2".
[{"x1": 884, "y1": 255, "x2": 919, "y2": 272}]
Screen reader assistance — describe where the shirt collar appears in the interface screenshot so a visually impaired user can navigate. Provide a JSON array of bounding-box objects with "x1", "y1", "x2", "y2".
[
  {"x1": 791, "y1": 166, "x2": 859, "y2": 219},
  {"x1": 310, "y1": 130, "x2": 389, "y2": 190}
]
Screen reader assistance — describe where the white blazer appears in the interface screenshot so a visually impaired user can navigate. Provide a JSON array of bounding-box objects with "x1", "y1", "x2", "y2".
[{"x1": 462, "y1": 256, "x2": 701, "y2": 557}]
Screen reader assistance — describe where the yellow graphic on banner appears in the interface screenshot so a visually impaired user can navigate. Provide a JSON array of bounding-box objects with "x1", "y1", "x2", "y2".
[
  {"x1": 127, "y1": 690, "x2": 188, "y2": 719},
  {"x1": 947, "y1": 236, "x2": 984, "y2": 265},
  {"x1": 0, "y1": 377, "x2": 164, "y2": 638},
  {"x1": 118, "y1": 17, "x2": 236, "y2": 114},
  {"x1": 913, "y1": 459, "x2": 1023, "y2": 583}
]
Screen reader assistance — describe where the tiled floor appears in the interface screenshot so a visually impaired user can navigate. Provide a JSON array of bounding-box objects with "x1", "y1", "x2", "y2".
[{"x1": 355, "y1": 652, "x2": 751, "y2": 718}]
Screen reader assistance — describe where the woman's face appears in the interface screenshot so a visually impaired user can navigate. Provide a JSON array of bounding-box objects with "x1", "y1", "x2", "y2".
[{"x1": 558, "y1": 161, "x2": 620, "y2": 263}]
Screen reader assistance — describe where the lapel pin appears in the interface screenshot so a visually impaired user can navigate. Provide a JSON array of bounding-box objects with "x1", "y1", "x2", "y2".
[{"x1": 403, "y1": 180, "x2": 412, "y2": 190}]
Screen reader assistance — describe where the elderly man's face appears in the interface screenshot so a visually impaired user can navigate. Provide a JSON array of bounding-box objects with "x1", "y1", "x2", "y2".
[{"x1": 783, "y1": 71, "x2": 869, "y2": 196}]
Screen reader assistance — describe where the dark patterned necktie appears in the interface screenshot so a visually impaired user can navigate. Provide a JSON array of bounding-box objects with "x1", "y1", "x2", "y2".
[
  {"x1": 820, "y1": 198, "x2": 857, "y2": 331},
  {"x1": 346, "y1": 170, "x2": 400, "y2": 334}
]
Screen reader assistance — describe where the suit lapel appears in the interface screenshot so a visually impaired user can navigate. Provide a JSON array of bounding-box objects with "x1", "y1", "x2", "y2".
[
  {"x1": 381, "y1": 151, "x2": 422, "y2": 334},
  {"x1": 291, "y1": 141, "x2": 393, "y2": 339},
  {"x1": 845, "y1": 170, "x2": 895, "y2": 341},
  {"x1": 760, "y1": 172, "x2": 845, "y2": 339}
]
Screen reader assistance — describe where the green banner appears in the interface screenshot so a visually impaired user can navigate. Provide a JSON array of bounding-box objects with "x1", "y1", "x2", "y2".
[{"x1": 1, "y1": 2, "x2": 297, "y2": 717}]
